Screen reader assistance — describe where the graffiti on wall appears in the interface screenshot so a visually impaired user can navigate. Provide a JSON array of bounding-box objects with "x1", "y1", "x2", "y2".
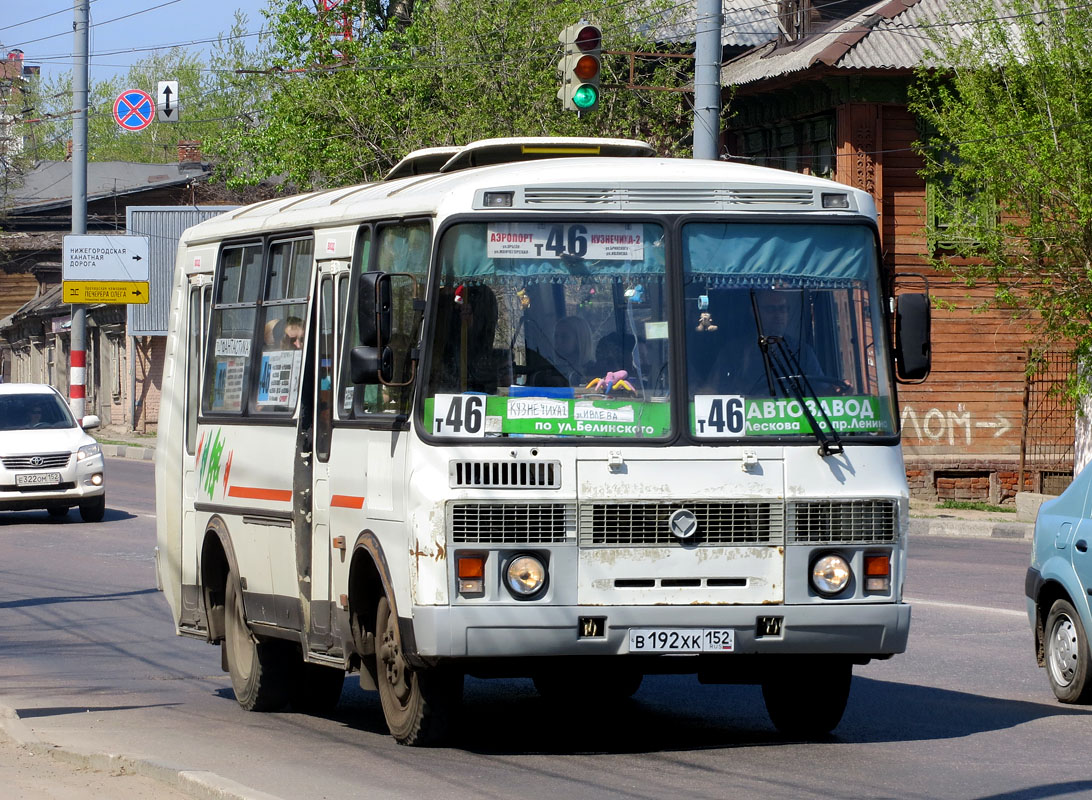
[{"x1": 900, "y1": 404, "x2": 1012, "y2": 446}]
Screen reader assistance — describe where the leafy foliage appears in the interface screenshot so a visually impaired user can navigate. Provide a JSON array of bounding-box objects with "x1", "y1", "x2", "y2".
[
  {"x1": 214, "y1": 0, "x2": 690, "y2": 190},
  {"x1": 909, "y1": 0, "x2": 1092, "y2": 388}
]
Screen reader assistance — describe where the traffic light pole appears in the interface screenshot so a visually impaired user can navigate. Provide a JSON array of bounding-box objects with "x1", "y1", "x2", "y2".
[
  {"x1": 692, "y1": 0, "x2": 722, "y2": 160},
  {"x1": 70, "y1": 0, "x2": 89, "y2": 421}
]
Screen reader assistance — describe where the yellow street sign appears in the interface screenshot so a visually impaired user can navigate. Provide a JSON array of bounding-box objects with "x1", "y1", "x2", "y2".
[{"x1": 64, "y1": 280, "x2": 150, "y2": 305}]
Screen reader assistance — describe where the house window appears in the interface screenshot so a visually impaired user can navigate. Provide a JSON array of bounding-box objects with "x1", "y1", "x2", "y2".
[{"x1": 736, "y1": 114, "x2": 835, "y2": 177}]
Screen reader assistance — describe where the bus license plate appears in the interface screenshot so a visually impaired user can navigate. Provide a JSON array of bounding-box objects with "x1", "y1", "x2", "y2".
[
  {"x1": 628, "y1": 628, "x2": 735, "y2": 653},
  {"x1": 16, "y1": 472, "x2": 61, "y2": 487}
]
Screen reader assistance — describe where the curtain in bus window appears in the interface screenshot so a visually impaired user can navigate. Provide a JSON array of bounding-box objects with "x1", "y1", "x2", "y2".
[
  {"x1": 255, "y1": 238, "x2": 313, "y2": 414},
  {"x1": 684, "y1": 223, "x2": 873, "y2": 285}
]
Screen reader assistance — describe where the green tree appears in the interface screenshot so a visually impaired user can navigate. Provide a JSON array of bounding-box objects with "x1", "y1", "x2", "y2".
[
  {"x1": 216, "y1": 0, "x2": 689, "y2": 190},
  {"x1": 909, "y1": 0, "x2": 1092, "y2": 386}
]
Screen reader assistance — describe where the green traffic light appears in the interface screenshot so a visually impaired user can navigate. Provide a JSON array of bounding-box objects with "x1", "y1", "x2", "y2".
[{"x1": 573, "y1": 84, "x2": 598, "y2": 109}]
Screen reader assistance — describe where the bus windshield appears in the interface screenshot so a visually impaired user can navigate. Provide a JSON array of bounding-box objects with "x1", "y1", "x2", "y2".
[
  {"x1": 424, "y1": 220, "x2": 671, "y2": 439},
  {"x1": 684, "y1": 222, "x2": 896, "y2": 440}
]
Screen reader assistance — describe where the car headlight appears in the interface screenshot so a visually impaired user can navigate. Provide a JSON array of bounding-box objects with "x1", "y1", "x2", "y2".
[
  {"x1": 77, "y1": 443, "x2": 102, "y2": 461},
  {"x1": 505, "y1": 554, "x2": 547, "y2": 598},
  {"x1": 811, "y1": 553, "x2": 852, "y2": 596}
]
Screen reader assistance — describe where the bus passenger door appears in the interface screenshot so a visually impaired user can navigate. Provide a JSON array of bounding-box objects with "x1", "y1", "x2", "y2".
[
  {"x1": 180, "y1": 280, "x2": 211, "y2": 627},
  {"x1": 308, "y1": 273, "x2": 338, "y2": 640}
]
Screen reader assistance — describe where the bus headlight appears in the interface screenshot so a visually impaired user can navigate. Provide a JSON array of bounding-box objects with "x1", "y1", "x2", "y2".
[
  {"x1": 811, "y1": 554, "x2": 852, "y2": 596},
  {"x1": 505, "y1": 554, "x2": 547, "y2": 598}
]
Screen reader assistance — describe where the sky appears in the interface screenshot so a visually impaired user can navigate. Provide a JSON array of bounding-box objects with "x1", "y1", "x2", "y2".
[{"x1": 1, "y1": 0, "x2": 273, "y2": 86}]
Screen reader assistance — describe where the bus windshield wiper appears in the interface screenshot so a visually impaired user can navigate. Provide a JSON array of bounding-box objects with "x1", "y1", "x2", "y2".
[{"x1": 761, "y1": 336, "x2": 845, "y2": 457}]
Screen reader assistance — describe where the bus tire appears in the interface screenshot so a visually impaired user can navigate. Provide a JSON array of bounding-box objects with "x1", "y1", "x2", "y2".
[
  {"x1": 762, "y1": 658, "x2": 851, "y2": 738},
  {"x1": 291, "y1": 662, "x2": 346, "y2": 715},
  {"x1": 375, "y1": 595, "x2": 461, "y2": 745},
  {"x1": 224, "y1": 572, "x2": 293, "y2": 712},
  {"x1": 1045, "y1": 599, "x2": 1092, "y2": 703}
]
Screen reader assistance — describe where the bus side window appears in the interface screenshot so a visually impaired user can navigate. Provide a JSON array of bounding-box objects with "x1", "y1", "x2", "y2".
[
  {"x1": 350, "y1": 221, "x2": 430, "y2": 416},
  {"x1": 339, "y1": 227, "x2": 371, "y2": 418},
  {"x1": 253, "y1": 237, "x2": 313, "y2": 415},
  {"x1": 203, "y1": 243, "x2": 262, "y2": 414}
]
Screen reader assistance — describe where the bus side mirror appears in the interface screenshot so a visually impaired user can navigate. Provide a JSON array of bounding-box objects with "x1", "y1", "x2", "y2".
[
  {"x1": 350, "y1": 345, "x2": 393, "y2": 384},
  {"x1": 895, "y1": 292, "x2": 931, "y2": 382},
  {"x1": 358, "y1": 272, "x2": 392, "y2": 348}
]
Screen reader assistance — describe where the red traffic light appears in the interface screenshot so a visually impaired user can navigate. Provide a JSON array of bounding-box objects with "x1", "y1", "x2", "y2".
[{"x1": 575, "y1": 25, "x2": 601, "y2": 51}]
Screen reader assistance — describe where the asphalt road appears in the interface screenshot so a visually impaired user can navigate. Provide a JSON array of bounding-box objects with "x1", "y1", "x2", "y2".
[{"x1": 2, "y1": 459, "x2": 1090, "y2": 800}]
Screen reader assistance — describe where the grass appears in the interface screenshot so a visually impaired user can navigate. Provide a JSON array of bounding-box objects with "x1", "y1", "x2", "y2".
[{"x1": 936, "y1": 499, "x2": 1015, "y2": 513}]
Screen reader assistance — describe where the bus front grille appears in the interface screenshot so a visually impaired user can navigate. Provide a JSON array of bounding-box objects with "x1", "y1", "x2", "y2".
[
  {"x1": 786, "y1": 499, "x2": 898, "y2": 544},
  {"x1": 579, "y1": 501, "x2": 783, "y2": 546},
  {"x1": 450, "y1": 502, "x2": 574, "y2": 544}
]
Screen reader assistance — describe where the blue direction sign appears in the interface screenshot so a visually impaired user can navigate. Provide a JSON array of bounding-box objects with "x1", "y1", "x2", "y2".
[{"x1": 113, "y1": 89, "x2": 155, "y2": 131}]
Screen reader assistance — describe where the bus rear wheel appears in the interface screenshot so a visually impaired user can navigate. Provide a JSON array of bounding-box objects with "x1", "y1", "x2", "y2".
[
  {"x1": 762, "y1": 658, "x2": 851, "y2": 738},
  {"x1": 224, "y1": 572, "x2": 293, "y2": 712},
  {"x1": 375, "y1": 596, "x2": 461, "y2": 745}
]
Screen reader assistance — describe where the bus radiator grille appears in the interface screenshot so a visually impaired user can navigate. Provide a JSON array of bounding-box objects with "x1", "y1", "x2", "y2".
[
  {"x1": 578, "y1": 501, "x2": 783, "y2": 546},
  {"x1": 449, "y1": 460, "x2": 562, "y2": 489},
  {"x1": 449, "y1": 502, "x2": 574, "y2": 544},
  {"x1": 786, "y1": 499, "x2": 898, "y2": 544}
]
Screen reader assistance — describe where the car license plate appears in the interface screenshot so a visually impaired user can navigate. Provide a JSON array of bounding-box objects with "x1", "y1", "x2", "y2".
[
  {"x1": 628, "y1": 628, "x2": 735, "y2": 653},
  {"x1": 15, "y1": 472, "x2": 61, "y2": 487}
]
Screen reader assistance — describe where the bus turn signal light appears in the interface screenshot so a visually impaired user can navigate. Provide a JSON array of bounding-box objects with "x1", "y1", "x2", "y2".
[
  {"x1": 864, "y1": 554, "x2": 891, "y2": 592},
  {"x1": 458, "y1": 554, "x2": 485, "y2": 594}
]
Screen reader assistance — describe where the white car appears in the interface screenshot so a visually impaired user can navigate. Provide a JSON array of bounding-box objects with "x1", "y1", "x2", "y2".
[{"x1": 0, "y1": 383, "x2": 106, "y2": 522}]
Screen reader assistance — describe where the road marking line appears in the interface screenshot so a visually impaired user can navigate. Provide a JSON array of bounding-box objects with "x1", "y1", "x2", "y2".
[{"x1": 906, "y1": 597, "x2": 1027, "y2": 618}]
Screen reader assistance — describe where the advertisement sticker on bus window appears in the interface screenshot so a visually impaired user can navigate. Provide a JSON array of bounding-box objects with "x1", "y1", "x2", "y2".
[
  {"x1": 256, "y1": 350, "x2": 301, "y2": 407},
  {"x1": 433, "y1": 394, "x2": 488, "y2": 437},
  {"x1": 214, "y1": 337, "x2": 251, "y2": 358},
  {"x1": 486, "y1": 222, "x2": 644, "y2": 261},
  {"x1": 692, "y1": 395, "x2": 891, "y2": 437},
  {"x1": 212, "y1": 359, "x2": 246, "y2": 411}
]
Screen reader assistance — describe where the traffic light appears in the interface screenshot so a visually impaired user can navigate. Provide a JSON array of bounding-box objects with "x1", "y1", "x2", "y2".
[{"x1": 557, "y1": 22, "x2": 602, "y2": 113}]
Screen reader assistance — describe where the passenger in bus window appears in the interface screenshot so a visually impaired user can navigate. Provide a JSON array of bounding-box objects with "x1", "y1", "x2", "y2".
[
  {"x1": 702, "y1": 290, "x2": 821, "y2": 396},
  {"x1": 281, "y1": 316, "x2": 304, "y2": 349},
  {"x1": 263, "y1": 318, "x2": 285, "y2": 347}
]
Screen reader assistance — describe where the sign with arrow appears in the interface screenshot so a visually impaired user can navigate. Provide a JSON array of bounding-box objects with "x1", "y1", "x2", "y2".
[
  {"x1": 157, "y1": 80, "x2": 179, "y2": 123},
  {"x1": 62, "y1": 235, "x2": 151, "y2": 305}
]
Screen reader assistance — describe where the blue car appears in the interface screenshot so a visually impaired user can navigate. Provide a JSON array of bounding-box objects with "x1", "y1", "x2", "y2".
[{"x1": 1027, "y1": 464, "x2": 1092, "y2": 702}]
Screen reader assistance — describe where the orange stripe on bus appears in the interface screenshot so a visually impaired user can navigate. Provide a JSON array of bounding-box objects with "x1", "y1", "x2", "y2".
[
  {"x1": 228, "y1": 485, "x2": 292, "y2": 502},
  {"x1": 331, "y1": 494, "x2": 365, "y2": 509}
]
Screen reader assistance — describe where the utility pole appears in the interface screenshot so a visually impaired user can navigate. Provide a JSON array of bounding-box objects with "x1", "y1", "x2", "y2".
[
  {"x1": 692, "y1": 0, "x2": 722, "y2": 160},
  {"x1": 70, "y1": 0, "x2": 89, "y2": 420}
]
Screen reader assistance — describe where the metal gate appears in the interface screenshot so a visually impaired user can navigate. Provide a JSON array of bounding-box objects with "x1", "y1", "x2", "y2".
[{"x1": 1020, "y1": 349, "x2": 1075, "y2": 495}]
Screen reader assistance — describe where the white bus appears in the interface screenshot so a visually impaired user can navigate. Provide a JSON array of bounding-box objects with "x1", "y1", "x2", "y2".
[{"x1": 155, "y1": 137, "x2": 931, "y2": 745}]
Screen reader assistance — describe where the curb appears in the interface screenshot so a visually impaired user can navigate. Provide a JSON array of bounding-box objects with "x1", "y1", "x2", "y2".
[
  {"x1": 0, "y1": 705, "x2": 281, "y2": 800},
  {"x1": 101, "y1": 443, "x2": 156, "y2": 462},
  {"x1": 909, "y1": 517, "x2": 1033, "y2": 541}
]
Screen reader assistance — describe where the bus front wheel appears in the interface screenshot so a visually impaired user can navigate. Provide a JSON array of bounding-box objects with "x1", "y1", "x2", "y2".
[
  {"x1": 762, "y1": 658, "x2": 851, "y2": 738},
  {"x1": 375, "y1": 596, "x2": 461, "y2": 745},
  {"x1": 224, "y1": 572, "x2": 293, "y2": 712}
]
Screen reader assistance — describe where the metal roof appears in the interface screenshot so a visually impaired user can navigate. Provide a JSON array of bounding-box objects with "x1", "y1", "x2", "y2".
[
  {"x1": 7, "y1": 160, "x2": 210, "y2": 215},
  {"x1": 645, "y1": 1, "x2": 781, "y2": 49},
  {"x1": 719, "y1": 0, "x2": 989, "y2": 86}
]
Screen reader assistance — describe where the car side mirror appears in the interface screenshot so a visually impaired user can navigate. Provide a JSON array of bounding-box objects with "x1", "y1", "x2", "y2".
[
  {"x1": 81, "y1": 415, "x2": 101, "y2": 430},
  {"x1": 895, "y1": 292, "x2": 931, "y2": 382}
]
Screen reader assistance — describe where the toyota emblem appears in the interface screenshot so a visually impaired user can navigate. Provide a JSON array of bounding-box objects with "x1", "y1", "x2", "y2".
[
  {"x1": 29, "y1": 456, "x2": 44, "y2": 467},
  {"x1": 668, "y1": 508, "x2": 699, "y2": 540}
]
